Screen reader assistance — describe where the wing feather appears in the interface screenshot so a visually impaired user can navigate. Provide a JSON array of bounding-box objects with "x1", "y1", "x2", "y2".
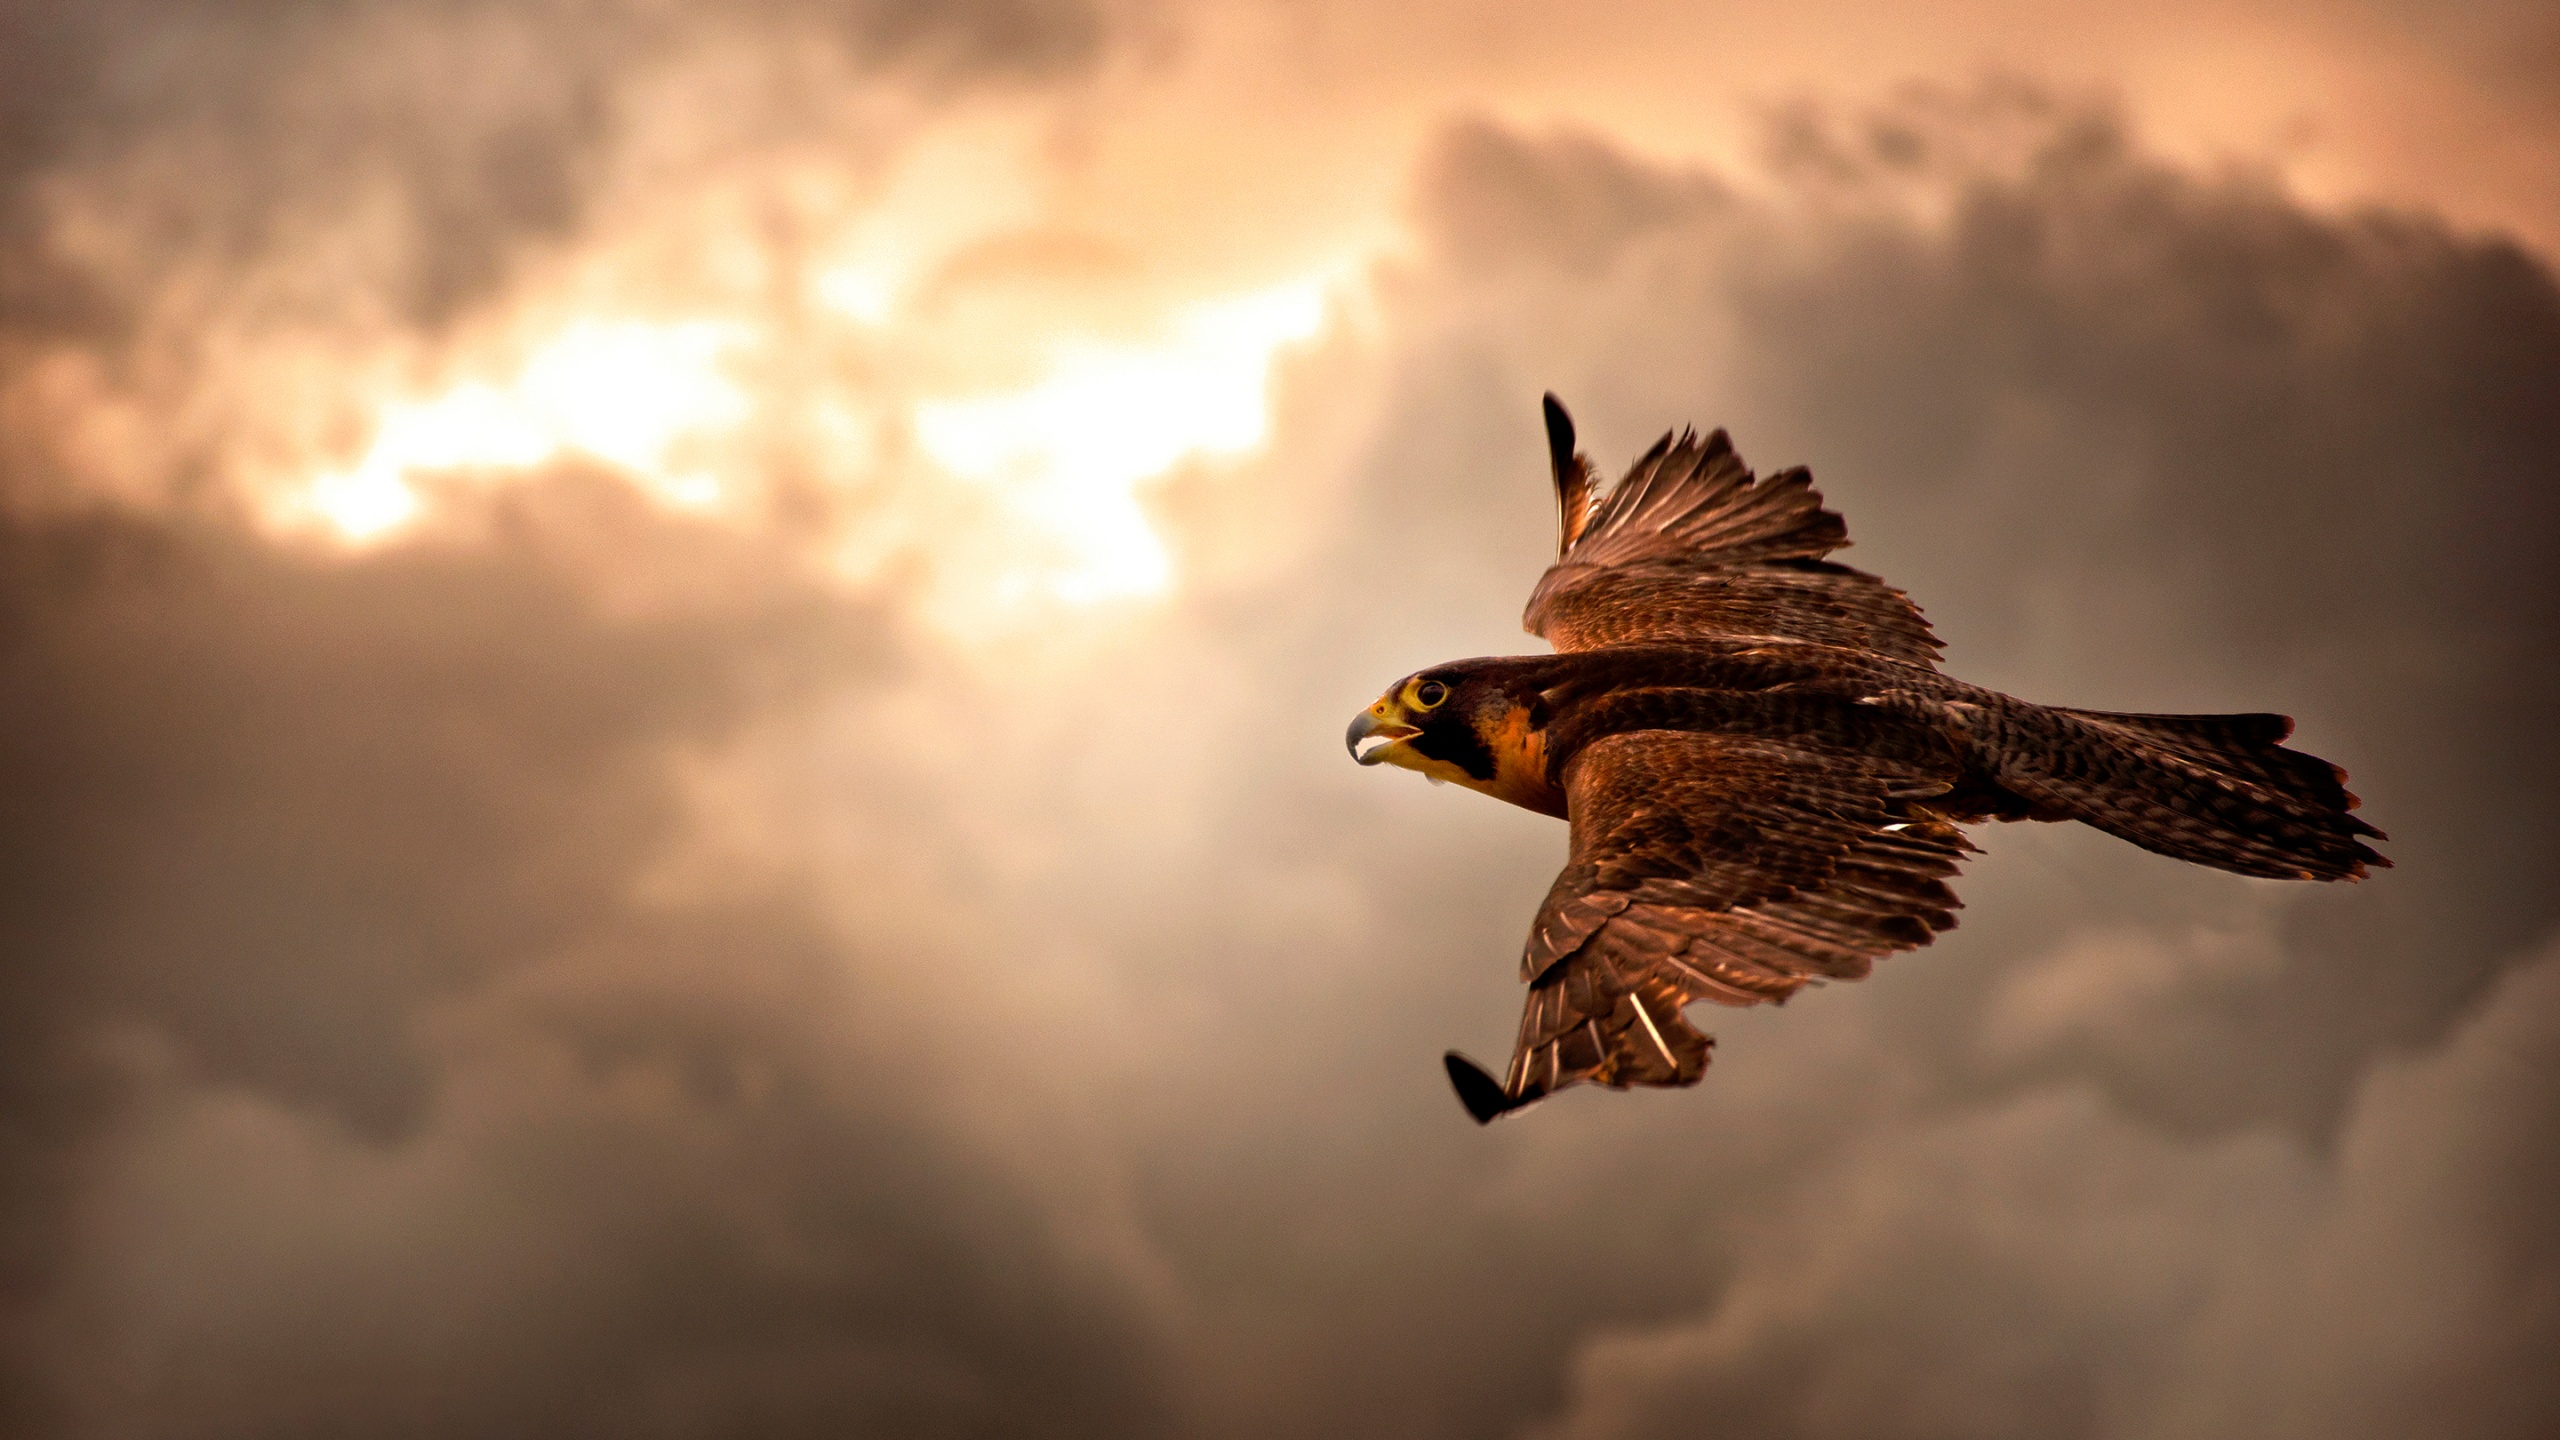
[
  {"x1": 1523, "y1": 398, "x2": 1941, "y2": 665},
  {"x1": 1478, "y1": 730, "x2": 1971, "y2": 1115},
  {"x1": 1543, "y1": 393, "x2": 1601, "y2": 556}
]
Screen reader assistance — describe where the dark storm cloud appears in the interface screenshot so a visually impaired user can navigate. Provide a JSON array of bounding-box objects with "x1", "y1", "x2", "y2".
[
  {"x1": 0, "y1": 479, "x2": 1176, "y2": 1438},
  {"x1": 0, "y1": 0, "x2": 1109, "y2": 340},
  {"x1": 0, "y1": 476, "x2": 855, "y2": 1136},
  {"x1": 1524, "y1": 944, "x2": 2560, "y2": 1440}
]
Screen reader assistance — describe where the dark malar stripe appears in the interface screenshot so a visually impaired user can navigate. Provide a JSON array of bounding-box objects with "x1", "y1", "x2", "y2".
[{"x1": 1412, "y1": 712, "x2": 1499, "y2": 782}]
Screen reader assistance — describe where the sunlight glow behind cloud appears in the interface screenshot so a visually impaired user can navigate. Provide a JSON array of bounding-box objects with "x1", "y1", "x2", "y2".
[
  {"x1": 913, "y1": 277, "x2": 1330, "y2": 604},
  {"x1": 285, "y1": 260, "x2": 1336, "y2": 634},
  {"x1": 301, "y1": 320, "x2": 749, "y2": 537}
]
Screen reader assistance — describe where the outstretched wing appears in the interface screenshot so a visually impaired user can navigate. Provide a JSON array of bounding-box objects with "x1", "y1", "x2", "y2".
[
  {"x1": 1522, "y1": 395, "x2": 1941, "y2": 666},
  {"x1": 1448, "y1": 729, "x2": 1973, "y2": 1122}
]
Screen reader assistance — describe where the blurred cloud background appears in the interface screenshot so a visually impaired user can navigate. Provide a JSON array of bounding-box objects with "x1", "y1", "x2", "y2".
[{"x1": 3, "y1": 1, "x2": 2556, "y2": 1436}]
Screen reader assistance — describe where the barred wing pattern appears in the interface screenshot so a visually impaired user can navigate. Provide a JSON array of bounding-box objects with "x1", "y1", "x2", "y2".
[
  {"x1": 1472, "y1": 730, "x2": 1971, "y2": 1114},
  {"x1": 1523, "y1": 397, "x2": 1942, "y2": 665}
]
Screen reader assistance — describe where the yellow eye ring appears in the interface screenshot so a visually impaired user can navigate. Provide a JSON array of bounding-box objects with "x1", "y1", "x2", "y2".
[{"x1": 1414, "y1": 680, "x2": 1449, "y2": 708}]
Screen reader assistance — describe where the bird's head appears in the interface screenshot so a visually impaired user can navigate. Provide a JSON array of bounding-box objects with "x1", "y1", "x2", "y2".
[{"x1": 1345, "y1": 659, "x2": 1566, "y2": 817}]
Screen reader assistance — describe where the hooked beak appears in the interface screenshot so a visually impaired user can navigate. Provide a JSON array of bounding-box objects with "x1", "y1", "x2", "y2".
[{"x1": 1346, "y1": 704, "x2": 1420, "y2": 765}]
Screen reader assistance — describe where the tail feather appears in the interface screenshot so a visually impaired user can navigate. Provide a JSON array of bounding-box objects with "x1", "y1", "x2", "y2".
[
  {"x1": 2050, "y1": 707, "x2": 2375, "y2": 827},
  {"x1": 1988, "y1": 704, "x2": 2388, "y2": 881}
]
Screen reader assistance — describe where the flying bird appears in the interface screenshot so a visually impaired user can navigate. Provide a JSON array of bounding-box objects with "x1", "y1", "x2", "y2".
[{"x1": 1347, "y1": 396, "x2": 2387, "y2": 1123}]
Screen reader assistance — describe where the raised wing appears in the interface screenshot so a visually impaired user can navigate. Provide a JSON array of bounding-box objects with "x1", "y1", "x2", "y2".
[
  {"x1": 1522, "y1": 396, "x2": 1942, "y2": 665},
  {"x1": 1447, "y1": 729, "x2": 1973, "y2": 1122}
]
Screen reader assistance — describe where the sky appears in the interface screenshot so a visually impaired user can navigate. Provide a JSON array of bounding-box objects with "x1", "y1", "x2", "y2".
[{"x1": 2, "y1": 1, "x2": 2557, "y2": 1436}]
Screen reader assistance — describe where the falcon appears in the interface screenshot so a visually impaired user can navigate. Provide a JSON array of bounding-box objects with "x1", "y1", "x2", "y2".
[{"x1": 1347, "y1": 396, "x2": 2387, "y2": 1123}]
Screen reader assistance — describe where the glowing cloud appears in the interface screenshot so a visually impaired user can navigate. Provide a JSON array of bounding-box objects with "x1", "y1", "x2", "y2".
[
  {"x1": 301, "y1": 320, "x2": 749, "y2": 539},
  {"x1": 287, "y1": 265, "x2": 1334, "y2": 633},
  {"x1": 913, "y1": 277, "x2": 1329, "y2": 604}
]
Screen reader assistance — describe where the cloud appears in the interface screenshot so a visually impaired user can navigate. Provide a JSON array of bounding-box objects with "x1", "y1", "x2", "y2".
[
  {"x1": 1528, "y1": 936, "x2": 2560, "y2": 1440},
  {"x1": 0, "y1": 0, "x2": 1120, "y2": 534},
  {"x1": 0, "y1": 478, "x2": 1184, "y2": 1438},
  {"x1": 0, "y1": 0, "x2": 1111, "y2": 265}
]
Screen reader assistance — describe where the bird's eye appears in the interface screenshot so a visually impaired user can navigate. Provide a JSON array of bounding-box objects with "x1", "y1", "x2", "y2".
[{"x1": 1414, "y1": 680, "x2": 1449, "y2": 708}]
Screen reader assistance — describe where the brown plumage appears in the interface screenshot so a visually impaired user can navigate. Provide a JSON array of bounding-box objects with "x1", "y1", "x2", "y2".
[{"x1": 1346, "y1": 395, "x2": 2387, "y2": 1123}]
